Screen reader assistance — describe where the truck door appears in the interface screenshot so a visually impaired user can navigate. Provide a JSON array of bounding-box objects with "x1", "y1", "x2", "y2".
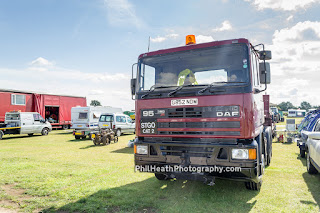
[
  {"x1": 32, "y1": 113, "x2": 43, "y2": 133},
  {"x1": 20, "y1": 114, "x2": 33, "y2": 134}
]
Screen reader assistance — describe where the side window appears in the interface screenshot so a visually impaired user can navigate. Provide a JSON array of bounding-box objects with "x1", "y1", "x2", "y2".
[
  {"x1": 33, "y1": 114, "x2": 40, "y2": 121},
  {"x1": 11, "y1": 94, "x2": 26, "y2": 105},
  {"x1": 251, "y1": 50, "x2": 259, "y2": 87},
  {"x1": 79, "y1": 113, "x2": 88, "y2": 119},
  {"x1": 116, "y1": 116, "x2": 126, "y2": 123},
  {"x1": 314, "y1": 120, "x2": 320, "y2": 132}
]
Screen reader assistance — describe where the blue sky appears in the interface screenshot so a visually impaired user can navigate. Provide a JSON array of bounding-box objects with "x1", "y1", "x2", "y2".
[{"x1": 1, "y1": 0, "x2": 320, "y2": 110}]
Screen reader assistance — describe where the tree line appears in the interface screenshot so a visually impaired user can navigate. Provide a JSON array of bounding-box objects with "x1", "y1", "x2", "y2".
[{"x1": 277, "y1": 101, "x2": 319, "y2": 111}]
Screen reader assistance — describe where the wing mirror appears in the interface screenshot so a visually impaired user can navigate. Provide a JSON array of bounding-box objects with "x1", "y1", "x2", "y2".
[
  {"x1": 131, "y1": 78, "x2": 136, "y2": 96},
  {"x1": 259, "y1": 50, "x2": 272, "y2": 60},
  {"x1": 259, "y1": 62, "x2": 271, "y2": 84}
]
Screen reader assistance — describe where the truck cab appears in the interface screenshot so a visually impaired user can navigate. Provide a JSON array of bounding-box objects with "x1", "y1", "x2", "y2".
[
  {"x1": 131, "y1": 36, "x2": 272, "y2": 190},
  {"x1": 0, "y1": 112, "x2": 52, "y2": 139}
]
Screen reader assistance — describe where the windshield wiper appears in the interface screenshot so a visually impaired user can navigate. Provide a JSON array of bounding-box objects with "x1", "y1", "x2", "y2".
[
  {"x1": 198, "y1": 81, "x2": 245, "y2": 94},
  {"x1": 168, "y1": 84, "x2": 198, "y2": 97},
  {"x1": 141, "y1": 85, "x2": 175, "y2": 99}
]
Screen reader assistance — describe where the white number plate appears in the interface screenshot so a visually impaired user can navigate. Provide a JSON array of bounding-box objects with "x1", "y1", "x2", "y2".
[{"x1": 171, "y1": 98, "x2": 198, "y2": 106}]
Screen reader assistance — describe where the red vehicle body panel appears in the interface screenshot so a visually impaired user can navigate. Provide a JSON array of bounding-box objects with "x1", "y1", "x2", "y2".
[
  {"x1": 0, "y1": 89, "x2": 86, "y2": 127},
  {"x1": 136, "y1": 93, "x2": 261, "y2": 139}
]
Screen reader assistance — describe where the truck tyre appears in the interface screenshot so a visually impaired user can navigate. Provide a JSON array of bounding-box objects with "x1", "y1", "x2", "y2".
[
  {"x1": 116, "y1": 129, "x2": 121, "y2": 137},
  {"x1": 245, "y1": 181, "x2": 262, "y2": 190},
  {"x1": 75, "y1": 136, "x2": 81, "y2": 140},
  {"x1": 0, "y1": 131, "x2": 3, "y2": 140},
  {"x1": 307, "y1": 152, "x2": 318, "y2": 174},
  {"x1": 41, "y1": 128, "x2": 49, "y2": 136},
  {"x1": 62, "y1": 125, "x2": 69, "y2": 130},
  {"x1": 28, "y1": 133, "x2": 34, "y2": 136},
  {"x1": 155, "y1": 173, "x2": 170, "y2": 180},
  {"x1": 300, "y1": 148, "x2": 305, "y2": 158}
]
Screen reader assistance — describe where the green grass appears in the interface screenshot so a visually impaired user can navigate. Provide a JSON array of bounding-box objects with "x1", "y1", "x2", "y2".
[{"x1": 0, "y1": 124, "x2": 320, "y2": 212}]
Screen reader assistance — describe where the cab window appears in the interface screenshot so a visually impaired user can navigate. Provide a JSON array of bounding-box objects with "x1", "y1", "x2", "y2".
[{"x1": 33, "y1": 114, "x2": 40, "y2": 121}]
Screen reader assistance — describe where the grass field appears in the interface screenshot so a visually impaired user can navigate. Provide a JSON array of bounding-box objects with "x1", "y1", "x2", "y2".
[{"x1": 1, "y1": 118, "x2": 320, "y2": 212}]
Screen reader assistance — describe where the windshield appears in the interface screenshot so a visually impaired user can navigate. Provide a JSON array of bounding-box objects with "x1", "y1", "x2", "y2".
[{"x1": 138, "y1": 43, "x2": 249, "y2": 91}]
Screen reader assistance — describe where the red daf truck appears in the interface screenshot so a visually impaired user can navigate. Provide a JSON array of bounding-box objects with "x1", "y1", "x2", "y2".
[{"x1": 131, "y1": 35, "x2": 272, "y2": 190}]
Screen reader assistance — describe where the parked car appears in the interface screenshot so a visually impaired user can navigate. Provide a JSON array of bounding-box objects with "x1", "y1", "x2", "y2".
[
  {"x1": 98, "y1": 113, "x2": 135, "y2": 136},
  {"x1": 297, "y1": 110, "x2": 320, "y2": 157},
  {"x1": 0, "y1": 112, "x2": 52, "y2": 140},
  {"x1": 305, "y1": 119, "x2": 320, "y2": 174},
  {"x1": 71, "y1": 106, "x2": 122, "y2": 139}
]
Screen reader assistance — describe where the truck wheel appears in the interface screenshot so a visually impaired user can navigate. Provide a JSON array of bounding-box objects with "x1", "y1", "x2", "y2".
[
  {"x1": 28, "y1": 133, "x2": 34, "y2": 136},
  {"x1": 300, "y1": 148, "x2": 305, "y2": 158},
  {"x1": 41, "y1": 128, "x2": 49, "y2": 136},
  {"x1": 307, "y1": 152, "x2": 318, "y2": 174},
  {"x1": 155, "y1": 173, "x2": 170, "y2": 180},
  {"x1": 116, "y1": 129, "x2": 121, "y2": 137},
  {"x1": 75, "y1": 136, "x2": 81, "y2": 140},
  {"x1": 245, "y1": 181, "x2": 262, "y2": 190},
  {"x1": 62, "y1": 125, "x2": 69, "y2": 130},
  {"x1": 0, "y1": 131, "x2": 3, "y2": 140}
]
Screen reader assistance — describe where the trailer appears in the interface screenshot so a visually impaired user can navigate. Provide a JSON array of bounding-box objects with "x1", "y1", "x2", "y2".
[
  {"x1": 288, "y1": 109, "x2": 306, "y2": 117},
  {"x1": 0, "y1": 89, "x2": 86, "y2": 129}
]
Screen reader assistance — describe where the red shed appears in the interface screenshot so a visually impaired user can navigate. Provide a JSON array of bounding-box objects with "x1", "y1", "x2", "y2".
[{"x1": 0, "y1": 89, "x2": 86, "y2": 129}]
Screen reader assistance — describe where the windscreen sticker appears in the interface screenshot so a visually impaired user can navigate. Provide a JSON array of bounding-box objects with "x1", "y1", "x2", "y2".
[{"x1": 243, "y1": 59, "x2": 248, "y2": 68}]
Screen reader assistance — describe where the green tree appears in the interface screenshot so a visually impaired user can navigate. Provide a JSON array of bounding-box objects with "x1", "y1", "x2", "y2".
[
  {"x1": 277, "y1": 101, "x2": 295, "y2": 111},
  {"x1": 300, "y1": 101, "x2": 312, "y2": 111},
  {"x1": 90, "y1": 100, "x2": 101, "y2": 106}
]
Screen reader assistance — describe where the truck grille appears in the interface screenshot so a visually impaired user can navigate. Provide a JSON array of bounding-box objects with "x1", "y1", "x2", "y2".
[{"x1": 158, "y1": 121, "x2": 240, "y2": 128}]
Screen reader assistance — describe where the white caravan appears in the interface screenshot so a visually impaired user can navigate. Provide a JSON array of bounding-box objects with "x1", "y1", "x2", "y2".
[{"x1": 71, "y1": 106, "x2": 122, "y2": 139}]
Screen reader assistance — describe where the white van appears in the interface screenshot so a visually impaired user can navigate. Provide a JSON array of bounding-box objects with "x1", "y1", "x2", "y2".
[
  {"x1": 98, "y1": 113, "x2": 135, "y2": 136},
  {"x1": 71, "y1": 106, "x2": 122, "y2": 139},
  {"x1": 0, "y1": 112, "x2": 52, "y2": 139}
]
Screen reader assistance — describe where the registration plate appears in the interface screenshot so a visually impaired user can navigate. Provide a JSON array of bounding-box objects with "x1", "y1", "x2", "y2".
[
  {"x1": 78, "y1": 125, "x2": 82, "y2": 127},
  {"x1": 103, "y1": 124, "x2": 109, "y2": 127},
  {"x1": 171, "y1": 98, "x2": 198, "y2": 106},
  {"x1": 75, "y1": 132, "x2": 82, "y2": 135}
]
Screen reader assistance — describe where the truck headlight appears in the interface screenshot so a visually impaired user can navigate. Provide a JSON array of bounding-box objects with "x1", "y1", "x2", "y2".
[
  {"x1": 232, "y1": 149, "x2": 256, "y2": 160},
  {"x1": 135, "y1": 145, "x2": 148, "y2": 155}
]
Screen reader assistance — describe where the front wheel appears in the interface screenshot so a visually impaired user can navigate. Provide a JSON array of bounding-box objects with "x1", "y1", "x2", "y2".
[
  {"x1": 245, "y1": 181, "x2": 262, "y2": 190},
  {"x1": 41, "y1": 128, "x2": 49, "y2": 136},
  {"x1": 307, "y1": 152, "x2": 318, "y2": 174},
  {"x1": 300, "y1": 148, "x2": 305, "y2": 158},
  {"x1": 155, "y1": 173, "x2": 170, "y2": 180}
]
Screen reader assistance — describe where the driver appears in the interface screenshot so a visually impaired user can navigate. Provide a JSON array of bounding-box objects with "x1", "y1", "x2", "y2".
[{"x1": 177, "y1": 69, "x2": 198, "y2": 86}]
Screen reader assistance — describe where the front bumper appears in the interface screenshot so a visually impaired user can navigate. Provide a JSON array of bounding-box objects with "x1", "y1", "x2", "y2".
[{"x1": 135, "y1": 139, "x2": 260, "y2": 183}]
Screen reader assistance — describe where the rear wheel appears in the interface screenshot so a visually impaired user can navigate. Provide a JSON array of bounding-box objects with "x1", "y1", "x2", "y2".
[
  {"x1": 75, "y1": 136, "x2": 81, "y2": 140},
  {"x1": 307, "y1": 152, "x2": 318, "y2": 174},
  {"x1": 28, "y1": 133, "x2": 34, "y2": 136},
  {"x1": 62, "y1": 125, "x2": 69, "y2": 130},
  {"x1": 245, "y1": 181, "x2": 262, "y2": 190},
  {"x1": 41, "y1": 128, "x2": 49, "y2": 136},
  {"x1": 81, "y1": 136, "x2": 86, "y2": 139},
  {"x1": 0, "y1": 131, "x2": 3, "y2": 140}
]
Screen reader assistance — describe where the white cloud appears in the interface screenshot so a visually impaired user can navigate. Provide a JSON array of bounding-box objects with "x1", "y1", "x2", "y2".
[
  {"x1": 150, "y1": 33, "x2": 180, "y2": 43},
  {"x1": 30, "y1": 57, "x2": 54, "y2": 66},
  {"x1": 245, "y1": 0, "x2": 320, "y2": 11},
  {"x1": 195, "y1": 35, "x2": 214, "y2": 43},
  {"x1": 286, "y1": 15, "x2": 293, "y2": 21},
  {"x1": 0, "y1": 59, "x2": 134, "y2": 110},
  {"x1": 267, "y1": 21, "x2": 320, "y2": 106},
  {"x1": 104, "y1": 0, "x2": 144, "y2": 28},
  {"x1": 212, "y1": 20, "x2": 232, "y2": 32}
]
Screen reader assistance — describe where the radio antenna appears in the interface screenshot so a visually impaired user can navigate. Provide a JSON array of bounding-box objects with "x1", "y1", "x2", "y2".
[{"x1": 148, "y1": 36, "x2": 151, "y2": 52}]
